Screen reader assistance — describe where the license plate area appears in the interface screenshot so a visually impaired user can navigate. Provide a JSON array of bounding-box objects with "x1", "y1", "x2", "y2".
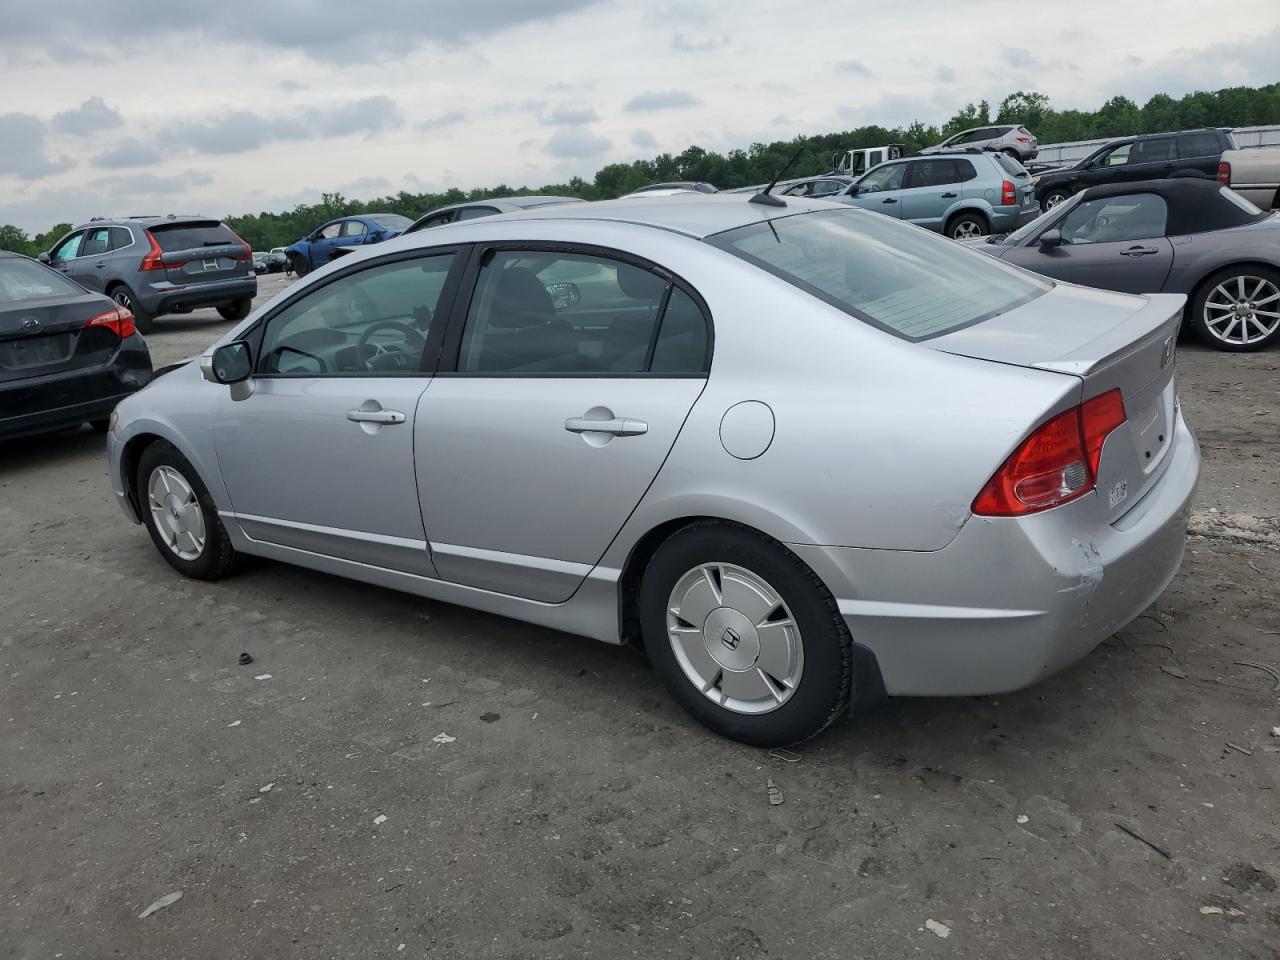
[{"x1": 0, "y1": 334, "x2": 70, "y2": 369}]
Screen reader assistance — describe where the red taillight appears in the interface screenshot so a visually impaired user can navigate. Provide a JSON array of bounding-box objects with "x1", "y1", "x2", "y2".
[
  {"x1": 139, "y1": 230, "x2": 167, "y2": 271},
  {"x1": 228, "y1": 228, "x2": 253, "y2": 262},
  {"x1": 973, "y1": 389, "x2": 1126, "y2": 517},
  {"x1": 1000, "y1": 179, "x2": 1017, "y2": 205},
  {"x1": 84, "y1": 306, "x2": 137, "y2": 339},
  {"x1": 1016, "y1": 136, "x2": 1031, "y2": 143},
  {"x1": 1217, "y1": 161, "x2": 1231, "y2": 186}
]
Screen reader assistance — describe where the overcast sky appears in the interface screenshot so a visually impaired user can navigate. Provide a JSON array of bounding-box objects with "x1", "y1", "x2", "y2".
[{"x1": 1, "y1": 0, "x2": 1276, "y2": 232}]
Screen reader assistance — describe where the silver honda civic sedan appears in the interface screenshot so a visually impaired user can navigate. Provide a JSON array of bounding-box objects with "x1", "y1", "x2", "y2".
[{"x1": 106, "y1": 194, "x2": 1200, "y2": 745}]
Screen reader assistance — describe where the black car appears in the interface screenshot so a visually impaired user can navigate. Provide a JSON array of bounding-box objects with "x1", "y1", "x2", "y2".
[
  {"x1": 0, "y1": 251, "x2": 152, "y2": 442},
  {"x1": 1034, "y1": 128, "x2": 1235, "y2": 211}
]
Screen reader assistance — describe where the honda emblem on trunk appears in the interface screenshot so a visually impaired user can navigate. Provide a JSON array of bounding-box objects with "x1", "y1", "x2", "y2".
[
  {"x1": 20, "y1": 317, "x2": 42, "y2": 333},
  {"x1": 1160, "y1": 335, "x2": 1174, "y2": 370}
]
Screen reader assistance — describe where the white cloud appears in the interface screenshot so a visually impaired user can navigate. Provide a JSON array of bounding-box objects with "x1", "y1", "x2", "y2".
[
  {"x1": 623, "y1": 89, "x2": 702, "y2": 112},
  {"x1": 51, "y1": 97, "x2": 123, "y2": 136},
  {"x1": 545, "y1": 127, "x2": 613, "y2": 158}
]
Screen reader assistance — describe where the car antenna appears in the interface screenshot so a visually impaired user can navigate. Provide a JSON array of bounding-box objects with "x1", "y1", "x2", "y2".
[{"x1": 750, "y1": 147, "x2": 805, "y2": 208}]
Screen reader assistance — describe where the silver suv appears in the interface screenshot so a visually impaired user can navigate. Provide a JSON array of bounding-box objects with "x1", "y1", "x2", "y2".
[
  {"x1": 39, "y1": 215, "x2": 257, "y2": 333},
  {"x1": 920, "y1": 125, "x2": 1039, "y2": 162}
]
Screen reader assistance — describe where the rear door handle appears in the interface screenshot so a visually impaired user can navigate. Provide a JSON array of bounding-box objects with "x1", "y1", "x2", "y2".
[
  {"x1": 1121, "y1": 246, "x2": 1160, "y2": 257},
  {"x1": 347, "y1": 409, "x2": 406, "y2": 424},
  {"x1": 564, "y1": 416, "x2": 647, "y2": 436}
]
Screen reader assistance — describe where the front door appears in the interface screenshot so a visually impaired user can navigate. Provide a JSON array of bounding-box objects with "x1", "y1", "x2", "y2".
[
  {"x1": 213, "y1": 249, "x2": 462, "y2": 573},
  {"x1": 308, "y1": 220, "x2": 346, "y2": 268},
  {"x1": 848, "y1": 161, "x2": 909, "y2": 219},
  {"x1": 47, "y1": 230, "x2": 85, "y2": 281},
  {"x1": 1006, "y1": 192, "x2": 1175, "y2": 294},
  {"x1": 416, "y1": 246, "x2": 712, "y2": 603}
]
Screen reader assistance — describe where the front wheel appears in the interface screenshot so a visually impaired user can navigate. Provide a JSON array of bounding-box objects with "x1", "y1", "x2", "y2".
[
  {"x1": 1190, "y1": 266, "x2": 1280, "y2": 351},
  {"x1": 639, "y1": 522, "x2": 854, "y2": 745},
  {"x1": 137, "y1": 440, "x2": 241, "y2": 580},
  {"x1": 217, "y1": 298, "x2": 252, "y2": 321},
  {"x1": 110, "y1": 284, "x2": 154, "y2": 334},
  {"x1": 946, "y1": 212, "x2": 989, "y2": 240},
  {"x1": 1041, "y1": 188, "x2": 1070, "y2": 212},
  {"x1": 289, "y1": 253, "x2": 311, "y2": 277}
]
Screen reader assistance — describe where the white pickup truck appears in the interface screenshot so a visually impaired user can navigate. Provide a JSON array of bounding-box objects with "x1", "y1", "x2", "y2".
[
  {"x1": 831, "y1": 144, "x2": 904, "y2": 177},
  {"x1": 1220, "y1": 147, "x2": 1280, "y2": 210}
]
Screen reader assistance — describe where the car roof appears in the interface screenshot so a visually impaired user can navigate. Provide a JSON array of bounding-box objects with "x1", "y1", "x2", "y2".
[
  {"x1": 1078, "y1": 177, "x2": 1269, "y2": 234},
  {"x1": 437, "y1": 193, "x2": 843, "y2": 240},
  {"x1": 420, "y1": 195, "x2": 582, "y2": 218},
  {"x1": 72, "y1": 214, "x2": 217, "y2": 228}
]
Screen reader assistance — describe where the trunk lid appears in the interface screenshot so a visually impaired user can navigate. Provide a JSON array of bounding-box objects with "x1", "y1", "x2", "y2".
[
  {"x1": 0, "y1": 293, "x2": 124, "y2": 384},
  {"x1": 148, "y1": 220, "x2": 252, "y2": 287},
  {"x1": 930, "y1": 286, "x2": 1184, "y2": 522}
]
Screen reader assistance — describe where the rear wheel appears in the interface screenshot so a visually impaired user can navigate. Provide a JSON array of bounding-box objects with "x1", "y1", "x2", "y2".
[
  {"x1": 110, "y1": 284, "x2": 154, "y2": 334},
  {"x1": 1041, "y1": 188, "x2": 1070, "y2": 212},
  {"x1": 137, "y1": 440, "x2": 240, "y2": 580},
  {"x1": 639, "y1": 522, "x2": 854, "y2": 746},
  {"x1": 1190, "y1": 266, "x2": 1280, "y2": 351},
  {"x1": 217, "y1": 298, "x2": 252, "y2": 321},
  {"x1": 946, "y1": 212, "x2": 989, "y2": 240},
  {"x1": 289, "y1": 253, "x2": 311, "y2": 277}
]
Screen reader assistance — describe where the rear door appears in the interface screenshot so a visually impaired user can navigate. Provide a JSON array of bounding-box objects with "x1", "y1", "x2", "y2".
[
  {"x1": 1002, "y1": 192, "x2": 1174, "y2": 294},
  {"x1": 899, "y1": 159, "x2": 960, "y2": 229},
  {"x1": 416, "y1": 245, "x2": 711, "y2": 602},
  {"x1": 1175, "y1": 132, "x2": 1224, "y2": 175},
  {"x1": 1122, "y1": 137, "x2": 1177, "y2": 182},
  {"x1": 148, "y1": 220, "x2": 252, "y2": 287},
  {"x1": 212, "y1": 249, "x2": 464, "y2": 573}
]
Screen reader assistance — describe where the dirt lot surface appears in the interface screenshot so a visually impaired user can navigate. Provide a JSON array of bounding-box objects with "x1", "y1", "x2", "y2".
[{"x1": 2, "y1": 275, "x2": 1278, "y2": 959}]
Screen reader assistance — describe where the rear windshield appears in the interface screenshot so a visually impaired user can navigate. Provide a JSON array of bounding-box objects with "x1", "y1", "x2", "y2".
[
  {"x1": 993, "y1": 152, "x2": 1029, "y2": 177},
  {"x1": 368, "y1": 214, "x2": 413, "y2": 230},
  {"x1": 0, "y1": 258, "x2": 81, "y2": 302},
  {"x1": 149, "y1": 221, "x2": 240, "y2": 252},
  {"x1": 707, "y1": 209, "x2": 1049, "y2": 341}
]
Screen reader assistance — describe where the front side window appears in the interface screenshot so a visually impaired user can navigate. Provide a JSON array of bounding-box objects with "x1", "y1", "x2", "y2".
[
  {"x1": 708, "y1": 209, "x2": 1048, "y2": 341},
  {"x1": 857, "y1": 162, "x2": 907, "y2": 193},
  {"x1": 1096, "y1": 143, "x2": 1131, "y2": 167},
  {"x1": 457, "y1": 250, "x2": 708, "y2": 375},
  {"x1": 907, "y1": 159, "x2": 958, "y2": 189},
  {"x1": 342, "y1": 220, "x2": 369, "y2": 238},
  {"x1": 317, "y1": 222, "x2": 342, "y2": 240},
  {"x1": 51, "y1": 232, "x2": 84, "y2": 261},
  {"x1": 259, "y1": 254, "x2": 454, "y2": 376},
  {"x1": 1058, "y1": 194, "x2": 1168, "y2": 244}
]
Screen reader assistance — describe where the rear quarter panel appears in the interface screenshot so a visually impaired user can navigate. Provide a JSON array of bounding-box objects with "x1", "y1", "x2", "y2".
[{"x1": 1164, "y1": 218, "x2": 1280, "y2": 296}]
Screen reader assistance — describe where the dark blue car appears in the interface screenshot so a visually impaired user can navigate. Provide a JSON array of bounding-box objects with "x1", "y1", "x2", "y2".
[{"x1": 285, "y1": 213, "x2": 413, "y2": 276}]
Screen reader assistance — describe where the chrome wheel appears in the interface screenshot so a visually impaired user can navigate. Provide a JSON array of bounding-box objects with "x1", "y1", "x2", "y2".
[
  {"x1": 147, "y1": 466, "x2": 206, "y2": 561},
  {"x1": 112, "y1": 289, "x2": 133, "y2": 311},
  {"x1": 1202, "y1": 276, "x2": 1280, "y2": 346},
  {"x1": 666, "y1": 563, "x2": 803, "y2": 715},
  {"x1": 1044, "y1": 192, "x2": 1068, "y2": 210}
]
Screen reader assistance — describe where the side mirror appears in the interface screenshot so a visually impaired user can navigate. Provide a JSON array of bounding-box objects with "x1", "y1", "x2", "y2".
[
  {"x1": 846, "y1": 185, "x2": 860, "y2": 196},
  {"x1": 201, "y1": 341, "x2": 253, "y2": 384},
  {"x1": 37, "y1": 252, "x2": 51, "y2": 264},
  {"x1": 1038, "y1": 229, "x2": 1063, "y2": 250}
]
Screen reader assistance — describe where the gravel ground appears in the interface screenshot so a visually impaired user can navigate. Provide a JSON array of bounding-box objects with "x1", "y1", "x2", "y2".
[{"x1": 2, "y1": 276, "x2": 1278, "y2": 959}]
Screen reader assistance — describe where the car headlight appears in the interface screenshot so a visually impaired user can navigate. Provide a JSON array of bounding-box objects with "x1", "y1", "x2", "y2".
[{"x1": 108, "y1": 410, "x2": 119, "y2": 435}]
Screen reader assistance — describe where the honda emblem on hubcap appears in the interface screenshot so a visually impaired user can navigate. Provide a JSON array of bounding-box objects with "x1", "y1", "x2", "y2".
[{"x1": 720, "y1": 627, "x2": 742, "y2": 650}]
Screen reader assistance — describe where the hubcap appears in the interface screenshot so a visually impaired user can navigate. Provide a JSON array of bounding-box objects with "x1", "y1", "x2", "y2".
[
  {"x1": 953, "y1": 220, "x2": 982, "y2": 239},
  {"x1": 147, "y1": 466, "x2": 206, "y2": 561},
  {"x1": 1203, "y1": 276, "x2": 1280, "y2": 346},
  {"x1": 1045, "y1": 193, "x2": 1066, "y2": 209},
  {"x1": 114, "y1": 291, "x2": 132, "y2": 309},
  {"x1": 666, "y1": 563, "x2": 803, "y2": 715}
]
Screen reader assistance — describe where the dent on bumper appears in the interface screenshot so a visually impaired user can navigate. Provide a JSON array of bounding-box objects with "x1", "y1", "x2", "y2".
[{"x1": 793, "y1": 412, "x2": 1201, "y2": 697}]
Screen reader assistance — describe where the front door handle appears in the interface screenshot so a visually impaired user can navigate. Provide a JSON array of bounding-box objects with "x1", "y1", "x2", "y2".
[
  {"x1": 940, "y1": 192, "x2": 957, "y2": 198},
  {"x1": 347, "y1": 408, "x2": 406, "y2": 424},
  {"x1": 564, "y1": 416, "x2": 647, "y2": 437},
  {"x1": 1120, "y1": 246, "x2": 1160, "y2": 257},
  {"x1": 881, "y1": 198, "x2": 898, "y2": 204}
]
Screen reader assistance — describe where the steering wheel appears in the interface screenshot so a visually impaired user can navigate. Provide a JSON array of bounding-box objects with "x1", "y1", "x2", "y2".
[{"x1": 356, "y1": 320, "x2": 427, "y2": 371}]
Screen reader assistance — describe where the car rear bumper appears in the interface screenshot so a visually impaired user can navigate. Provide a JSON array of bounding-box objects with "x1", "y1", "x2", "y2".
[
  {"x1": 142, "y1": 276, "x2": 257, "y2": 315},
  {"x1": 990, "y1": 205, "x2": 1041, "y2": 231},
  {"x1": 0, "y1": 335, "x2": 152, "y2": 442},
  {"x1": 792, "y1": 409, "x2": 1200, "y2": 697}
]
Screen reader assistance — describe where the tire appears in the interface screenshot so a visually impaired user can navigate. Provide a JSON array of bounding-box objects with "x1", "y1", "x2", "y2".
[
  {"x1": 1041, "y1": 188, "x2": 1070, "y2": 212},
  {"x1": 1189, "y1": 265, "x2": 1280, "y2": 352},
  {"x1": 289, "y1": 253, "x2": 311, "y2": 277},
  {"x1": 137, "y1": 440, "x2": 241, "y2": 580},
  {"x1": 217, "y1": 298, "x2": 252, "y2": 321},
  {"x1": 110, "y1": 284, "x2": 154, "y2": 334},
  {"x1": 946, "y1": 212, "x2": 989, "y2": 241},
  {"x1": 638, "y1": 521, "x2": 854, "y2": 746}
]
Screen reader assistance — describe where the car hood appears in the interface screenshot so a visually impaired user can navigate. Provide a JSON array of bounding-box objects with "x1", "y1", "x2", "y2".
[{"x1": 958, "y1": 236, "x2": 1010, "y2": 259}]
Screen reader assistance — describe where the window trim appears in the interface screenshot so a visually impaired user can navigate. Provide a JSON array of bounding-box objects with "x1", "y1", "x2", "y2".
[
  {"x1": 246, "y1": 243, "x2": 472, "y2": 380},
  {"x1": 435, "y1": 240, "x2": 714, "y2": 379}
]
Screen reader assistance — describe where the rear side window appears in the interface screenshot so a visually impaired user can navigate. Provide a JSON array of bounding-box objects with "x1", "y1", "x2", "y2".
[
  {"x1": 457, "y1": 250, "x2": 708, "y2": 375},
  {"x1": 708, "y1": 209, "x2": 1048, "y2": 342},
  {"x1": 954, "y1": 159, "x2": 978, "y2": 182},
  {"x1": 907, "y1": 159, "x2": 958, "y2": 188},
  {"x1": 150, "y1": 221, "x2": 240, "y2": 252},
  {"x1": 1131, "y1": 138, "x2": 1175, "y2": 163},
  {"x1": 0, "y1": 258, "x2": 82, "y2": 302},
  {"x1": 456, "y1": 206, "x2": 500, "y2": 221},
  {"x1": 1176, "y1": 133, "x2": 1221, "y2": 159},
  {"x1": 993, "y1": 153, "x2": 1028, "y2": 177}
]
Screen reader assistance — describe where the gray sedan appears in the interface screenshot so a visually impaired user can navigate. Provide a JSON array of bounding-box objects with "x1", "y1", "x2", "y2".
[
  {"x1": 971, "y1": 178, "x2": 1280, "y2": 350},
  {"x1": 106, "y1": 195, "x2": 1200, "y2": 745}
]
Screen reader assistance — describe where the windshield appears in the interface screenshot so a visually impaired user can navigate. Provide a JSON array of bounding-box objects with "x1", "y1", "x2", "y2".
[
  {"x1": 368, "y1": 214, "x2": 413, "y2": 230},
  {"x1": 708, "y1": 209, "x2": 1050, "y2": 341}
]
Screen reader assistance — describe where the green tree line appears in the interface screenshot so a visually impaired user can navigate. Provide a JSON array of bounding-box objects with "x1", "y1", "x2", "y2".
[{"x1": 2, "y1": 83, "x2": 1277, "y2": 255}]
